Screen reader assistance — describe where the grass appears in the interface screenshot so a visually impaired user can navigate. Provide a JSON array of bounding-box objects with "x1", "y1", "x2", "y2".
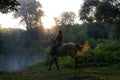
[{"x1": 0, "y1": 62, "x2": 120, "y2": 80}]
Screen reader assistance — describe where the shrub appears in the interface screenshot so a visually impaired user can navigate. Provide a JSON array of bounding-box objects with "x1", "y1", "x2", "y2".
[{"x1": 78, "y1": 40, "x2": 120, "y2": 67}]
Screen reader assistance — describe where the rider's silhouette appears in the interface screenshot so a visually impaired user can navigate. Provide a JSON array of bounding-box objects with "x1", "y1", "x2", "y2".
[
  {"x1": 55, "y1": 30, "x2": 63, "y2": 45},
  {"x1": 52, "y1": 30, "x2": 63, "y2": 56},
  {"x1": 49, "y1": 30, "x2": 63, "y2": 70}
]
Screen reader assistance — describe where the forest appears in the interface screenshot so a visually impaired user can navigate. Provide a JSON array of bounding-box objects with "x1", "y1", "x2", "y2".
[{"x1": 0, "y1": 0, "x2": 120, "y2": 80}]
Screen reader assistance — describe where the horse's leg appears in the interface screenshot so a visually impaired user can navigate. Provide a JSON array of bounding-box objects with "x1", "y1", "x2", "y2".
[
  {"x1": 48, "y1": 57, "x2": 54, "y2": 71},
  {"x1": 74, "y1": 58, "x2": 78, "y2": 69},
  {"x1": 54, "y1": 57, "x2": 59, "y2": 70},
  {"x1": 48, "y1": 56, "x2": 59, "y2": 70}
]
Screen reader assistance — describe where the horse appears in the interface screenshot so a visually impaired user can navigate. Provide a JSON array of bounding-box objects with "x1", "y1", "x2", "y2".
[{"x1": 48, "y1": 42, "x2": 83, "y2": 70}]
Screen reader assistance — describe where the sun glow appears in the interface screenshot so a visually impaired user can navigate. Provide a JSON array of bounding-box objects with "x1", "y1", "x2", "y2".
[
  {"x1": 40, "y1": 0, "x2": 83, "y2": 29},
  {"x1": 41, "y1": 16, "x2": 55, "y2": 29}
]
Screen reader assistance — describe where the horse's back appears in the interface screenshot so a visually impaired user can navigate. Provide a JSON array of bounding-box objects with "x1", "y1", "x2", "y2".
[{"x1": 57, "y1": 42, "x2": 78, "y2": 57}]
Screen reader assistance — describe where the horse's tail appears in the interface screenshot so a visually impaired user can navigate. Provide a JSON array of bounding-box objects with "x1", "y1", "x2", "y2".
[{"x1": 75, "y1": 43, "x2": 83, "y2": 51}]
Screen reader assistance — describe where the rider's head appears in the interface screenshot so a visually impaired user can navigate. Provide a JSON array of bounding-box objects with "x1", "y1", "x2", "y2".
[{"x1": 59, "y1": 30, "x2": 62, "y2": 34}]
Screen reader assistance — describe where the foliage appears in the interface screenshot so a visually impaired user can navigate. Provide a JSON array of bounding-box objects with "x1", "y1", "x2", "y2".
[
  {"x1": 54, "y1": 11, "x2": 76, "y2": 28},
  {"x1": 79, "y1": 0, "x2": 120, "y2": 24},
  {"x1": 78, "y1": 40, "x2": 120, "y2": 67},
  {"x1": 60, "y1": 24, "x2": 88, "y2": 44},
  {"x1": 87, "y1": 22, "x2": 109, "y2": 40},
  {"x1": 61, "y1": 11, "x2": 76, "y2": 25},
  {"x1": 93, "y1": 40, "x2": 120, "y2": 62},
  {"x1": 0, "y1": 0, "x2": 19, "y2": 13}
]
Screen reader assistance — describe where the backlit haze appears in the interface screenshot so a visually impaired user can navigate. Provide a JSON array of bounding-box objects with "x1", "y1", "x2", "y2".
[{"x1": 0, "y1": 0, "x2": 83, "y2": 30}]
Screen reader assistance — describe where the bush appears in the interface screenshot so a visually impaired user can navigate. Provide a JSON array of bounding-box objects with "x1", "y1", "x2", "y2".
[
  {"x1": 93, "y1": 40, "x2": 120, "y2": 62},
  {"x1": 78, "y1": 40, "x2": 120, "y2": 67}
]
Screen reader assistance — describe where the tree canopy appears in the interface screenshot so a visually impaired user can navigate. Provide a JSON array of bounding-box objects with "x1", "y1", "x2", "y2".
[
  {"x1": 79, "y1": 0, "x2": 120, "y2": 24},
  {"x1": 0, "y1": 0, "x2": 19, "y2": 13}
]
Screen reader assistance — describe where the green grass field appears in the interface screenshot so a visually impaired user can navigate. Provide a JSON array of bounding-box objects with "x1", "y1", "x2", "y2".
[{"x1": 0, "y1": 62, "x2": 120, "y2": 80}]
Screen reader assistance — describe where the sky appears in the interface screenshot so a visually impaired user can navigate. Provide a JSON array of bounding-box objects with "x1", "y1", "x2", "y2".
[
  {"x1": 0, "y1": 13, "x2": 25, "y2": 29},
  {"x1": 0, "y1": 0, "x2": 83, "y2": 29}
]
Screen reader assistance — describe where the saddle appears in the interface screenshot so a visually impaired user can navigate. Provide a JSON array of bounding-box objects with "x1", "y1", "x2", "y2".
[{"x1": 50, "y1": 43, "x2": 62, "y2": 56}]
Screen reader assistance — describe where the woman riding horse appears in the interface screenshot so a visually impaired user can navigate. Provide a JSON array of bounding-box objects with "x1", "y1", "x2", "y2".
[
  {"x1": 48, "y1": 30, "x2": 83, "y2": 70},
  {"x1": 48, "y1": 30, "x2": 63, "y2": 70}
]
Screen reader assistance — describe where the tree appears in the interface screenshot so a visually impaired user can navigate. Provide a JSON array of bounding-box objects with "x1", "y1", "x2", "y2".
[
  {"x1": 61, "y1": 11, "x2": 76, "y2": 26},
  {"x1": 79, "y1": 0, "x2": 120, "y2": 24},
  {"x1": 87, "y1": 23, "x2": 109, "y2": 40},
  {"x1": 54, "y1": 11, "x2": 76, "y2": 26},
  {"x1": 54, "y1": 11, "x2": 76, "y2": 32},
  {"x1": 54, "y1": 16, "x2": 62, "y2": 30},
  {"x1": 14, "y1": 0, "x2": 44, "y2": 30},
  {"x1": 0, "y1": 0, "x2": 19, "y2": 13},
  {"x1": 79, "y1": 0, "x2": 120, "y2": 38}
]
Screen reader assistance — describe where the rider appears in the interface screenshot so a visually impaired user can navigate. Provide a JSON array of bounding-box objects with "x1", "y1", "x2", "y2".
[
  {"x1": 51, "y1": 30, "x2": 63, "y2": 56},
  {"x1": 48, "y1": 30, "x2": 63, "y2": 70},
  {"x1": 55, "y1": 30, "x2": 63, "y2": 45}
]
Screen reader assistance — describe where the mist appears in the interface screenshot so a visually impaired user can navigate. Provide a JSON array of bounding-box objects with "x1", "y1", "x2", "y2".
[{"x1": 0, "y1": 29, "x2": 45, "y2": 72}]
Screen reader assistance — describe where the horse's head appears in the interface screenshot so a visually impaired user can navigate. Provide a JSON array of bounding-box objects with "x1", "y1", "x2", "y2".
[{"x1": 75, "y1": 43, "x2": 83, "y2": 51}]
